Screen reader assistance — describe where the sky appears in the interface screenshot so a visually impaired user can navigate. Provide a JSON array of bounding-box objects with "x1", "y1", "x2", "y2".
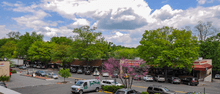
[{"x1": 0, "y1": 0, "x2": 220, "y2": 47}]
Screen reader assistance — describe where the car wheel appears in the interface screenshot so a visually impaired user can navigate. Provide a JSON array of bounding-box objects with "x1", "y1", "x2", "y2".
[
  {"x1": 79, "y1": 90, "x2": 83, "y2": 94},
  {"x1": 95, "y1": 87, "x2": 99, "y2": 92},
  {"x1": 171, "y1": 81, "x2": 174, "y2": 84}
]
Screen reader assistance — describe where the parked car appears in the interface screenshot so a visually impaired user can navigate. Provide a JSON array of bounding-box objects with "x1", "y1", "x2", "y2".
[
  {"x1": 47, "y1": 73, "x2": 58, "y2": 79},
  {"x1": 85, "y1": 70, "x2": 91, "y2": 75},
  {"x1": 102, "y1": 72, "x2": 109, "y2": 77},
  {"x1": 33, "y1": 65, "x2": 37, "y2": 68},
  {"x1": 77, "y1": 69, "x2": 83, "y2": 74},
  {"x1": 154, "y1": 75, "x2": 165, "y2": 82},
  {"x1": 101, "y1": 80, "x2": 122, "y2": 86},
  {"x1": 147, "y1": 85, "x2": 177, "y2": 94},
  {"x1": 185, "y1": 92, "x2": 202, "y2": 94},
  {"x1": 19, "y1": 65, "x2": 27, "y2": 70},
  {"x1": 115, "y1": 88, "x2": 141, "y2": 94},
  {"x1": 168, "y1": 77, "x2": 181, "y2": 84},
  {"x1": 134, "y1": 75, "x2": 142, "y2": 80},
  {"x1": 41, "y1": 65, "x2": 46, "y2": 69},
  {"x1": 35, "y1": 70, "x2": 46, "y2": 77},
  {"x1": 93, "y1": 70, "x2": 100, "y2": 76},
  {"x1": 215, "y1": 74, "x2": 220, "y2": 79},
  {"x1": 0, "y1": 82, "x2": 7, "y2": 88},
  {"x1": 112, "y1": 73, "x2": 119, "y2": 78},
  {"x1": 182, "y1": 77, "x2": 199, "y2": 86},
  {"x1": 143, "y1": 75, "x2": 154, "y2": 82},
  {"x1": 70, "y1": 67, "x2": 77, "y2": 73},
  {"x1": 36, "y1": 65, "x2": 41, "y2": 69}
]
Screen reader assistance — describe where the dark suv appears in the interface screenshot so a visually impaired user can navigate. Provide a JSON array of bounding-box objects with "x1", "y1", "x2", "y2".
[
  {"x1": 182, "y1": 77, "x2": 199, "y2": 86},
  {"x1": 147, "y1": 85, "x2": 177, "y2": 94}
]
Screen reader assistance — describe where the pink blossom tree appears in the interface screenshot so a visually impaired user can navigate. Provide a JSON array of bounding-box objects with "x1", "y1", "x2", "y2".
[{"x1": 102, "y1": 58, "x2": 149, "y2": 88}]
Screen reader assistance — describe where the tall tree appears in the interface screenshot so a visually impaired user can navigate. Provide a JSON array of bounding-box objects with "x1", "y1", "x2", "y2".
[
  {"x1": 51, "y1": 43, "x2": 71, "y2": 66},
  {"x1": 28, "y1": 41, "x2": 55, "y2": 63},
  {"x1": 0, "y1": 40, "x2": 17, "y2": 58},
  {"x1": 69, "y1": 26, "x2": 109, "y2": 69},
  {"x1": 16, "y1": 32, "x2": 43, "y2": 58},
  {"x1": 138, "y1": 26, "x2": 199, "y2": 81},
  {"x1": 50, "y1": 36, "x2": 73, "y2": 45},
  {"x1": 194, "y1": 21, "x2": 219, "y2": 41},
  {"x1": 199, "y1": 33, "x2": 220, "y2": 72},
  {"x1": 6, "y1": 31, "x2": 20, "y2": 42},
  {"x1": 111, "y1": 48, "x2": 138, "y2": 59}
]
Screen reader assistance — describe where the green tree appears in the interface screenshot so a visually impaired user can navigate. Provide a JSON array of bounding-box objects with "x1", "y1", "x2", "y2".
[
  {"x1": 199, "y1": 33, "x2": 220, "y2": 72},
  {"x1": 51, "y1": 44, "x2": 71, "y2": 66},
  {"x1": 28, "y1": 41, "x2": 55, "y2": 63},
  {"x1": 58, "y1": 69, "x2": 71, "y2": 82},
  {"x1": 111, "y1": 48, "x2": 138, "y2": 59},
  {"x1": 69, "y1": 26, "x2": 109, "y2": 69},
  {"x1": 0, "y1": 38, "x2": 10, "y2": 57},
  {"x1": 16, "y1": 32, "x2": 44, "y2": 58},
  {"x1": 50, "y1": 36, "x2": 73, "y2": 45},
  {"x1": 138, "y1": 26, "x2": 199, "y2": 81},
  {"x1": 6, "y1": 31, "x2": 20, "y2": 42},
  {"x1": 0, "y1": 40, "x2": 17, "y2": 58}
]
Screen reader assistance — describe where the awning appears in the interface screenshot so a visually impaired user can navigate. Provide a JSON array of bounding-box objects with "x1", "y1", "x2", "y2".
[{"x1": 194, "y1": 64, "x2": 212, "y2": 71}]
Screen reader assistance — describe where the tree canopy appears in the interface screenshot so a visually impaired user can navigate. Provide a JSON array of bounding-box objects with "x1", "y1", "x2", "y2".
[
  {"x1": 69, "y1": 26, "x2": 109, "y2": 61},
  {"x1": 28, "y1": 41, "x2": 55, "y2": 62},
  {"x1": 16, "y1": 32, "x2": 43, "y2": 58},
  {"x1": 138, "y1": 26, "x2": 199, "y2": 71}
]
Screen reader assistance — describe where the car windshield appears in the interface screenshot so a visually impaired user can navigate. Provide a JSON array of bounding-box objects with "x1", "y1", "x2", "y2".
[
  {"x1": 116, "y1": 91, "x2": 125, "y2": 94},
  {"x1": 52, "y1": 74, "x2": 56, "y2": 75},
  {"x1": 75, "y1": 81, "x2": 84, "y2": 86},
  {"x1": 110, "y1": 81, "x2": 118, "y2": 84},
  {"x1": 173, "y1": 77, "x2": 178, "y2": 79},
  {"x1": 147, "y1": 75, "x2": 152, "y2": 77},
  {"x1": 163, "y1": 88, "x2": 170, "y2": 92}
]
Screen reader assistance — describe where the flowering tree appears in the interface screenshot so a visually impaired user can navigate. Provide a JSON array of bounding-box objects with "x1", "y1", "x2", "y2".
[{"x1": 102, "y1": 58, "x2": 149, "y2": 88}]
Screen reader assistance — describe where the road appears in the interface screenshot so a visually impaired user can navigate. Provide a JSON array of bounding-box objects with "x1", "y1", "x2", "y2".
[{"x1": 11, "y1": 68, "x2": 220, "y2": 94}]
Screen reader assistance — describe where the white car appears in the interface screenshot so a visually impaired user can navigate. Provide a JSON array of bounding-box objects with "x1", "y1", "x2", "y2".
[
  {"x1": 143, "y1": 75, "x2": 154, "y2": 82},
  {"x1": 101, "y1": 80, "x2": 122, "y2": 86},
  {"x1": 47, "y1": 73, "x2": 58, "y2": 79},
  {"x1": 102, "y1": 72, "x2": 109, "y2": 77},
  {"x1": 215, "y1": 74, "x2": 220, "y2": 79},
  {"x1": 93, "y1": 71, "x2": 100, "y2": 76}
]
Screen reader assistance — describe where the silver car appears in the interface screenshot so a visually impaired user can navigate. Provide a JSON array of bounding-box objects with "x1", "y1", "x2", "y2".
[
  {"x1": 155, "y1": 75, "x2": 165, "y2": 82},
  {"x1": 215, "y1": 74, "x2": 220, "y2": 79},
  {"x1": 47, "y1": 73, "x2": 58, "y2": 79},
  {"x1": 115, "y1": 88, "x2": 141, "y2": 94}
]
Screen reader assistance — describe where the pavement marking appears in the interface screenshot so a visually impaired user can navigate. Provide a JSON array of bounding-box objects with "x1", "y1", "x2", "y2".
[{"x1": 174, "y1": 91, "x2": 187, "y2": 93}]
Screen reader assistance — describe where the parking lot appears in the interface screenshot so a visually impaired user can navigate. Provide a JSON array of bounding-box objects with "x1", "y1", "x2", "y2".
[{"x1": 8, "y1": 68, "x2": 220, "y2": 94}]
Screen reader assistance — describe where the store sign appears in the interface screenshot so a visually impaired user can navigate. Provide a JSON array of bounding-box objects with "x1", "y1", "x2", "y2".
[{"x1": 0, "y1": 63, "x2": 4, "y2": 66}]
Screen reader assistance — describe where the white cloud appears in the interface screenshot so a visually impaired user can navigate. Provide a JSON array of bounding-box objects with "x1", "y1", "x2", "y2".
[
  {"x1": 41, "y1": 0, "x2": 151, "y2": 30},
  {"x1": 197, "y1": 0, "x2": 214, "y2": 4},
  {"x1": 0, "y1": 25, "x2": 10, "y2": 39}
]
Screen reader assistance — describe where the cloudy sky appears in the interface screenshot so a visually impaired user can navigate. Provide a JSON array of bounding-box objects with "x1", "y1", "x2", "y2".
[{"x1": 1, "y1": 0, "x2": 220, "y2": 47}]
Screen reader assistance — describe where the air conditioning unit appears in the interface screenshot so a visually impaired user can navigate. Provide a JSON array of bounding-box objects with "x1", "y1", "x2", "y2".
[{"x1": 198, "y1": 57, "x2": 203, "y2": 61}]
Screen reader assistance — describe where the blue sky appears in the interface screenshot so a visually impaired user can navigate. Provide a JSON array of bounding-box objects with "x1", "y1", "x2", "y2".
[{"x1": 0, "y1": 0, "x2": 220, "y2": 47}]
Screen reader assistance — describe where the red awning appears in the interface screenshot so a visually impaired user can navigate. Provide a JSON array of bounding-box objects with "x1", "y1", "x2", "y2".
[{"x1": 194, "y1": 64, "x2": 212, "y2": 71}]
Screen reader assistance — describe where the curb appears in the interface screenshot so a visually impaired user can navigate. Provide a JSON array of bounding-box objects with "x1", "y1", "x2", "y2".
[
  {"x1": 103, "y1": 91, "x2": 113, "y2": 94},
  {"x1": 20, "y1": 74, "x2": 54, "y2": 81}
]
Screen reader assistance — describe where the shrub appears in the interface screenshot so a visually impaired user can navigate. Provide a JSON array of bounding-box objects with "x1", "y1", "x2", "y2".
[
  {"x1": 0, "y1": 75, "x2": 10, "y2": 82},
  {"x1": 11, "y1": 70, "x2": 17, "y2": 73},
  {"x1": 141, "y1": 92, "x2": 149, "y2": 94},
  {"x1": 102, "y1": 85, "x2": 125, "y2": 93},
  {"x1": 103, "y1": 86, "x2": 109, "y2": 91}
]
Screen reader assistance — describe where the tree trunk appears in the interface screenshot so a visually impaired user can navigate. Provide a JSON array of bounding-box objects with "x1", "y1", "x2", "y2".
[
  {"x1": 128, "y1": 77, "x2": 130, "y2": 89},
  {"x1": 120, "y1": 78, "x2": 125, "y2": 86},
  {"x1": 165, "y1": 66, "x2": 168, "y2": 83},
  {"x1": 125, "y1": 79, "x2": 127, "y2": 88}
]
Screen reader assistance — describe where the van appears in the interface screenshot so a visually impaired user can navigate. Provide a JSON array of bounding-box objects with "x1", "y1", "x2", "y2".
[{"x1": 71, "y1": 79, "x2": 101, "y2": 94}]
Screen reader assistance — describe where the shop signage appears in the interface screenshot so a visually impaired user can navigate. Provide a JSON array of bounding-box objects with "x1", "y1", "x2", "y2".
[{"x1": 0, "y1": 63, "x2": 4, "y2": 66}]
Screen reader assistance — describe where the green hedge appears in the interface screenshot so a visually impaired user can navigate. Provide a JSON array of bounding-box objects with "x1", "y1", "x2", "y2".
[
  {"x1": 101, "y1": 85, "x2": 125, "y2": 93},
  {"x1": 0, "y1": 75, "x2": 10, "y2": 82},
  {"x1": 11, "y1": 70, "x2": 17, "y2": 73},
  {"x1": 141, "y1": 92, "x2": 149, "y2": 94}
]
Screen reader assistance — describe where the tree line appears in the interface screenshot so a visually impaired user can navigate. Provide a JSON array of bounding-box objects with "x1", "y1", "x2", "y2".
[{"x1": 0, "y1": 21, "x2": 219, "y2": 73}]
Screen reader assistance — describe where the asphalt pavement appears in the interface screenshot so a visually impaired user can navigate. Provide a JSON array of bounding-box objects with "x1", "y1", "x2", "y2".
[{"x1": 10, "y1": 68, "x2": 220, "y2": 94}]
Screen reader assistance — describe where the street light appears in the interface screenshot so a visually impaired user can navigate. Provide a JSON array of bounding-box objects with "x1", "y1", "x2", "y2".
[{"x1": 3, "y1": 57, "x2": 7, "y2": 61}]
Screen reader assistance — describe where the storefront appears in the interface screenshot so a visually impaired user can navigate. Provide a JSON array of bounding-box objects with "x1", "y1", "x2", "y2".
[
  {"x1": 0, "y1": 61, "x2": 10, "y2": 77},
  {"x1": 193, "y1": 59, "x2": 212, "y2": 82}
]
